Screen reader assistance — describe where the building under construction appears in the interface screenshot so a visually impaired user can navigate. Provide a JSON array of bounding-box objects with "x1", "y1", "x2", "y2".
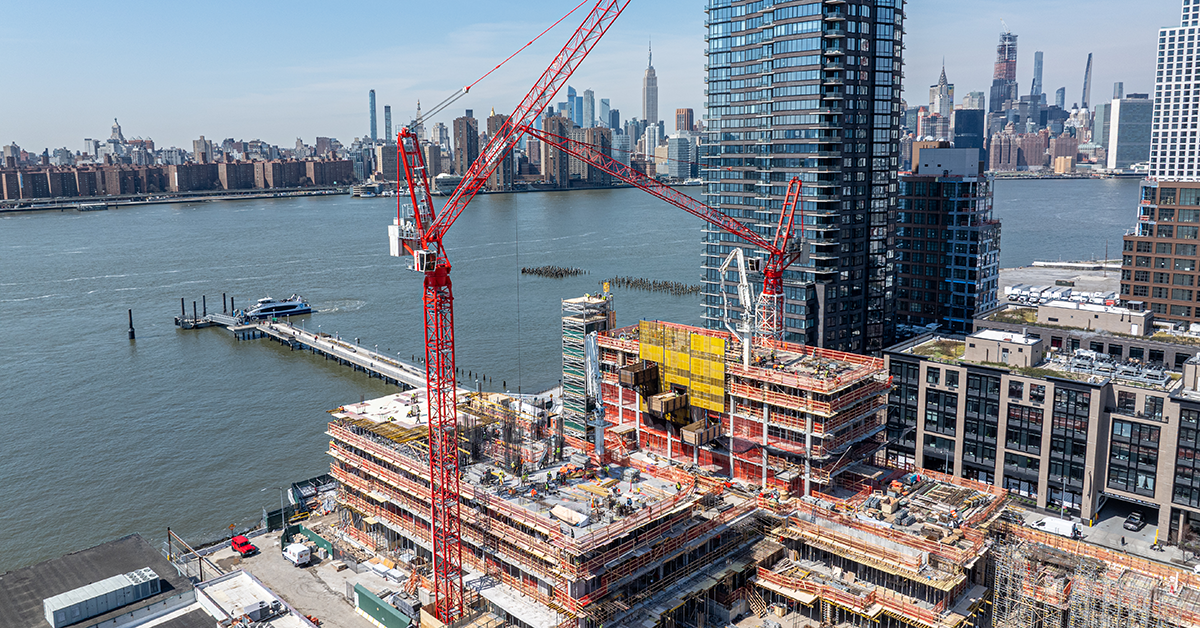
[
  {"x1": 597, "y1": 320, "x2": 892, "y2": 498},
  {"x1": 990, "y1": 520, "x2": 1200, "y2": 628}
]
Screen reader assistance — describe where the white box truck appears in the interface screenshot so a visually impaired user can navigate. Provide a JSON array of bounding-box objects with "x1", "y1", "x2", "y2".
[
  {"x1": 1032, "y1": 517, "x2": 1080, "y2": 539},
  {"x1": 283, "y1": 543, "x2": 312, "y2": 567}
]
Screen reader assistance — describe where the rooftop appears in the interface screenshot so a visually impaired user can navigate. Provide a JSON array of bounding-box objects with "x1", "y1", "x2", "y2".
[
  {"x1": 971, "y1": 328, "x2": 1039, "y2": 345},
  {"x1": 0, "y1": 534, "x2": 193, "y2": 628},
  {"x1": 194, "y1": 570, "x2": 316, "y2": 627}
]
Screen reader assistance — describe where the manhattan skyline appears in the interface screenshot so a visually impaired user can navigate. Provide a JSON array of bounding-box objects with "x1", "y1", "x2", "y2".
[{"x1": 0, "y1": 0, "x2": 1179, "y2": 150}]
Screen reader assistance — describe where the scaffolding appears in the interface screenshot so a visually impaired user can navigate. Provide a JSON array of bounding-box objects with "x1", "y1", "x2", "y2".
[
  {"x1": 991, "y1": 521, "x2": 1200, "y2": 628},
  {"x1": 562, "y1": 293, "x2": 613, "y2": 437}
]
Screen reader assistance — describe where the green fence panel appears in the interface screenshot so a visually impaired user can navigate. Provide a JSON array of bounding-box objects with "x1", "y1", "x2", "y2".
[{"x1": 354, "y1": 583, "x2": 412, "y2": 628}]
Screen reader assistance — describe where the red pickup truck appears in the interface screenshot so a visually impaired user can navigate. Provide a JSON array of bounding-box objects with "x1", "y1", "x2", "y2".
[{"x1": 230, "y1": 535, "x2": 259, "y2": 557}]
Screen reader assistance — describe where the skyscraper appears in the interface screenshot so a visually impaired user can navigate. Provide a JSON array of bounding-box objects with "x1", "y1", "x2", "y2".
[
  {"x1": 642, "y1": 41, "x2": 658, "y2": 125},
  {"x1": 582, "y1": 89, "x2": 595, "y2": 128},
  {"x1": 566, "y1": 87, "x2": 578, "y2": 126},
  {"x1": 1081, "y1": 52, "x2": 1094, "y2": 110},
  {"x1": 486, "y1": 109, "x2": 513, "y2": 191},
  {"x1": 1055, "y1": 87, "x2": 1066, "y2": 109},
  {"x1": 961, "y1": 92, "x2": 986, "y2": 110},
  {"x1": 599, "y1": 98, "x2": 610, "y2": 128},
  {"x1": 1114, "y1": 81, "x2": 1125, "y2": 100},
  {"x1": 609, "y1": 108, "x2": 620, "y2": 131},
  {"x1": 1030, "y1": 51, "x2": 1044, "y2": 104},
  {"x1": 703, "y1": 0, "x2": 905, "y2": 352},
  {"x1": 675, "y1": 108, "x2": 694, "y2": 133},
  {"x1": 928, "y1": 65, "x2": 953, "y2": 116},
  {"x1": 1106, "y1": 95, "x2": 1152, "y2": 170},
  {"x1": 384, "y1": 105, "x2": 392, "y2": 143},
  {"x1": 989, "y1": 30, "x2": 1018, "y2": 113},
  {"x1": 453, "y1": 110, "x2": 479, "y2": 177},
  {"x1": 369, "y1": 90, "x2": 378, "y2": 142}
]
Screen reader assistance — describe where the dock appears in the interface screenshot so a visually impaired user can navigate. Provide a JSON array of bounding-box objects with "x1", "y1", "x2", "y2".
[{"x1": 176, "y1": 310, "x2": 437, "y2": 391}]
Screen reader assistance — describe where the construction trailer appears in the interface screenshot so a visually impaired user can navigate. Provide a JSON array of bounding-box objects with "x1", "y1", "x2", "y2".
[{"x1": 598, "y1": 320, "x2": 892, "y2": 497}]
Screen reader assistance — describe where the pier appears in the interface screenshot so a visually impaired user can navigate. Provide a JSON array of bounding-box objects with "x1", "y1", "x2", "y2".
[
  {"x1": 175, "y1": 309, "x2": 442, "y2": 391},
  {"x1": 235, "y1": 320, "x2": 430, "y2": 390}
]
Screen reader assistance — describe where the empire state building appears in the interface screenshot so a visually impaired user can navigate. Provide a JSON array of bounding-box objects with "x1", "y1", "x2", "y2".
[{"x1": 642, "y1": 41, "x2": 658, "y2": 125}]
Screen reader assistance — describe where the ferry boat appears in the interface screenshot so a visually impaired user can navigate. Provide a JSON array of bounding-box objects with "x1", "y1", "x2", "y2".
[{"x1": 244, "y1": 294, "x2": 312, "y2": 319}]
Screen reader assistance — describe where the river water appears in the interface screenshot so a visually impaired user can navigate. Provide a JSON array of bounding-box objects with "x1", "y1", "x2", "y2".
[{"x1": 0, "y1": 177, "x2": 1139, "y2": 571}]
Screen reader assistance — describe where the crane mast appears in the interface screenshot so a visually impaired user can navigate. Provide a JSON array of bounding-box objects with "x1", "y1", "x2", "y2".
[{"x1": 391, "y1": 2, "x2": 628, "y2": 621}]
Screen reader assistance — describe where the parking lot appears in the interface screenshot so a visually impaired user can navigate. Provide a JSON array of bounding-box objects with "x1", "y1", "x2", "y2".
[{"x1": 207, "y1": 530, "x2": 398, "y2": 627}]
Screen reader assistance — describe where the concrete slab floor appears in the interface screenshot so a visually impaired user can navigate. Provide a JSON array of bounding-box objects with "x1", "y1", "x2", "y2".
[{"x1": 208, "y1": 531, "x2": 398, "y2": 627}]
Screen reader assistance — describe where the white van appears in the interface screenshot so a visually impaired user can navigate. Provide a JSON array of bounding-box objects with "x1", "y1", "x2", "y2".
[
  {"x1": 283, "y1": 542, "x2": 312, "y2": 567},
  {"x1": 1032, "y1": 517, "x2": 1080, "y2": 539}
]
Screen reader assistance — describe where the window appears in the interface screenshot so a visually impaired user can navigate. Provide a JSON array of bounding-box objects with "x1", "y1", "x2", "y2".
[
  {"x1": 1006, "y1": 404, "x2": 1044, "y2": 454},
  {"x1": 926, "y1": 368, "x2": 940, "y2": 385},
  {"x1": 1117, "y1": 390, "x2": 1138, "y2": 413},
  {"x1": 1008, "y1": 381, "x2": 1024, "y2": 399},
  {"x1": 1178, "y1": 258, "x2": 1198, "y2": 271},
  {"x1": 1160, "y1": 225, "x2": 1175, "y2": 238},
  {"x1": 1176, "y1": 274, "x2": 1195, "y2": 286},
  {"x1": 1178, "y1": 243, "x2": 1198, "y2": 256},
  {"x1": 1108, "y1": 419, "x2": 1160, "y2": 497},
  {"x1": 1145, "y1": 395, "x2": 1165, "y2": 421},
  {"x1": 946, "y1": 371, "x2": 959, "y2": 389},
  {"x1": 1030, "y1": 384, "x2": 1045, "y2": 403},
  {"x1": 1182, "y1": 226, "x2": 1200, "y2": 240}
]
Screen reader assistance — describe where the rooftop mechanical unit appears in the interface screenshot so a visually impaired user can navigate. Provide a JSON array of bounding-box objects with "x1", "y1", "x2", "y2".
[{"x1": 43, "y1": 567, "x2": 161, "y2": 628}]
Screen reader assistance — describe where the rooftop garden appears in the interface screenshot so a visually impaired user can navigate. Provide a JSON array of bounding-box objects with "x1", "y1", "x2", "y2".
[{"x1": 910, "y1": 339, "x2": 965, "y2": 363}]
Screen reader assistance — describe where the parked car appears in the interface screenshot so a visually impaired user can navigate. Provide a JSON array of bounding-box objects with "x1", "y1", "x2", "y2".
[
  {"x1": 230, "y1": 535, "x2": 258, "y2": 557},
  {"x1": 1124, "y1": 511, "x2": 1146, "y2": 531}
]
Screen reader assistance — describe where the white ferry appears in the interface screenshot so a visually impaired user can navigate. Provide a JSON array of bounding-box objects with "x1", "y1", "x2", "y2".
[{"x1": 244, "y1": 294, "x2": 312, "y2": 319}]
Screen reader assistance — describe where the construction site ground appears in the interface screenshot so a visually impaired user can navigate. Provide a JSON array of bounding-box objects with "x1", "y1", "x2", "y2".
[
  {"x1": 1008, "y1": 503, "x2": 1197, "y2": 570},
  {"x1": 207, "y1": 526, "x2": 391, "y2": 628},
  {"x1": 732, "y1": 608, "x2": 817, "y2": 628}
]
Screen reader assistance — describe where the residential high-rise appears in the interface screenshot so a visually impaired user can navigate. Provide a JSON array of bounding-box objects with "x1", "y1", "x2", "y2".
[
  {"x1": 1030, "y1": 51, "x2": 1044, "y2": 104},
  {"x1": 369, "y1": 90, "x2": 377, "y2": 142},
  {"x1": 896, "y1": 147, "x2": 999, "y2": 335},
  {"x1": 1081, "y1": 52, "x2": 1094, "y2": 110},
  {"x1": 675, "y1": 108, "x2": 694, "y2": 133},
  {"x1": 1150, "y1": 4, "x2": 1200, "y2": 180},
  {"x1": 1120, "y1": 1, "x2": 1200, "y2": 323},
  {"x1": 702, "y1": 0, "x2": 905, "y2": 352},
  {"x1": 1106, "y1": 95, "x2": 1152, "y2": 170},
  {"x1": 582, "y1": 89, "x2": 595, "y2": 128},
  {"x1": 609, "y1": 108, "x2": 620, "y2": 131},
  {"x1": 989, "y1": 30, "x2": 1019, "y2": 113},
  {"x1": 1055, "y1": 87, "x2": 1066, "y2": 109},
  {"x1": 642, "y1": 41, "x2": 658, "y2": 125},
  {"x1": 485, "y1": 110, "x2": 513, "y2": 191},
  {"x1": 598, "y1": 98, "x2": 609, "y2": 128},
  {"x1": 540, "y1": 114, "x2": 571, "y2": 187},
  {"x1": 452, "y1": 110, "x2": 478, "y2": 177},
  {"x1": 929, "y1": 65, "x2": 954, "y2": 116},
  {"x1": 384, "y1": 105, "x2": 392, "y2": 143}
]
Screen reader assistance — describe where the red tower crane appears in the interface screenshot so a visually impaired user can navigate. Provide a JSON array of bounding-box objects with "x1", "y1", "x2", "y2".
[
  {"x1": 521, "y1": 126, "x2": 804, "y2": 344},
  {"x1": 391, "y1": 1, "x2": 628, "y2": 622}
]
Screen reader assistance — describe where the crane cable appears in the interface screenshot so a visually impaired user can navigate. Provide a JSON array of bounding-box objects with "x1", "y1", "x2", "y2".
[{"x1": 416, "y1": 0, "x2": 591, "y2": 126}]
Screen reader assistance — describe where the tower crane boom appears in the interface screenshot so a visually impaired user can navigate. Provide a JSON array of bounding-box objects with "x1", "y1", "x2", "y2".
[
  {"x1": 391, "y1": 2, "x2": 628, "y2": 622},
  {"x1": 521, "y1": 125, "x2": 804, "y2": 343}
]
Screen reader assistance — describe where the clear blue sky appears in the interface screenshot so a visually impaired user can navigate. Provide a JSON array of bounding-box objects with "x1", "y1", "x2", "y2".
[{"x1": 0, "y1": 0, "x2": 1181, "y2": 152}]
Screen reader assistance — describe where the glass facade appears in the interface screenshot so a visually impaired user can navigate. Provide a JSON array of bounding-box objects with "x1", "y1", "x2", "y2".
[{"x1": 702, "y1": 0, "x2": 905, "y2": 352}]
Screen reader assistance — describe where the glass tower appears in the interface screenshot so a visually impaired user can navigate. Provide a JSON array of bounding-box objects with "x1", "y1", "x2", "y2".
[{"x1": 702, "y1": 0, "x2": 905, "y2": 353}]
